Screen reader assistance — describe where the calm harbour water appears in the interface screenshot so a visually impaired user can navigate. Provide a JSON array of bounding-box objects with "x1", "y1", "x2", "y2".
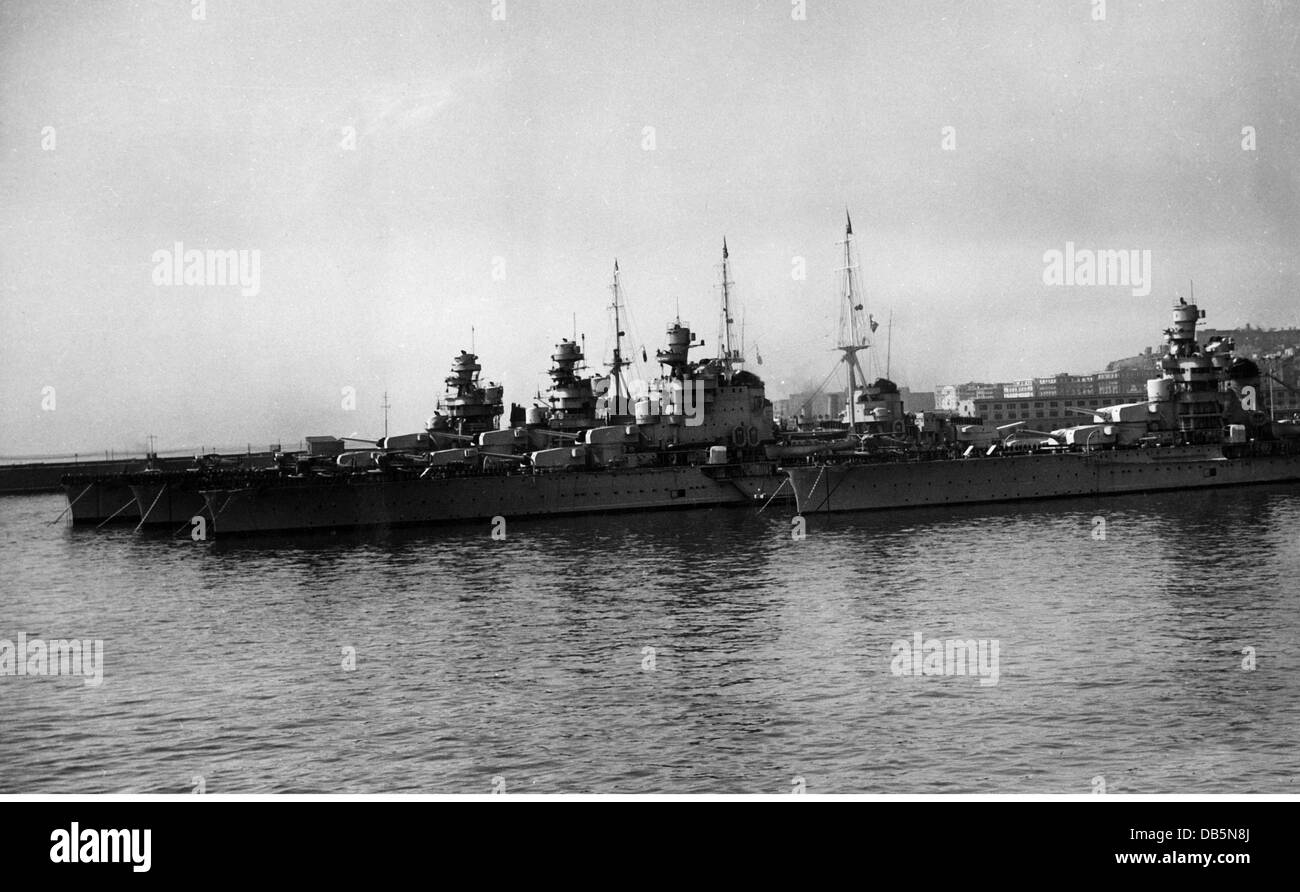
[{"x1": 2, "y1": 485, "x2": 1298, "y2": 794}]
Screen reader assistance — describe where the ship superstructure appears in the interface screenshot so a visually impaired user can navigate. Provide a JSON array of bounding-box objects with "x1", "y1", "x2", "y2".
[
  {"x1": 428, "y1": 350, "x2": 504, "y2": 437},
  {"x1": 594, "y1": 245, "x2": 777, "y2": 452},
  {"x1": 544, "y1": 338, "x2": 598, "y2": 432}
]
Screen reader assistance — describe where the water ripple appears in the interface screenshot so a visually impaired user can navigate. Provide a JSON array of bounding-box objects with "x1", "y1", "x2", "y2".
[{"x1": 2, "y1": 486, "x2": 1298, "y2": 793}]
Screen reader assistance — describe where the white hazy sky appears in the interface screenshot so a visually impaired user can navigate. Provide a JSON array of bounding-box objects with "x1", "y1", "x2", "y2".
[{"x1": 2, "y1": 0, "x2": 1297, "y2": 455}]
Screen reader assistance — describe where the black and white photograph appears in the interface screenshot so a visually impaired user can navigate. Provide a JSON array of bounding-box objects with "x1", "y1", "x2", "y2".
[{"x1": 0, "y1": 0, "x2": 1295, "y2": 867}]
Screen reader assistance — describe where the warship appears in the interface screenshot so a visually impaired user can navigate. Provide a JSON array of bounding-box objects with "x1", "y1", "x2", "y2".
[
  {"x1": 786, "y1": 297, "x2": 1300, "y2": 513},
  {"x1": 196, "y1": 246, "x2": 790, "y2": 535}
]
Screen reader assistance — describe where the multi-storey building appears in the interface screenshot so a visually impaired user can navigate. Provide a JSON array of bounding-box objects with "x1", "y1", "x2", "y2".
[
  {"x1": 936, "y1": 382, "x2": 1002, "y2": 411},
  {"x1": 960, "y1": 392, "x2": 1148, "y2": 431},
  {"x1": 774, "y1": 390, "x2": 845, "y2": 425}
]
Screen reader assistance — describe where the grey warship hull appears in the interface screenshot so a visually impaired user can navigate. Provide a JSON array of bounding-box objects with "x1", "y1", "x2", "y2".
[
  {"x1": 60, "y1": 479, "x2": 141, "y2": 525},
  {"x1": 203, "y1": 462, "x2": 785, "y2": 536},
  {"x1": 129, "y1": 480, "x2": 210, "y2": 527},
  {"x1": 786, "y1": 443, "x2": 1300, "y2": 514}
]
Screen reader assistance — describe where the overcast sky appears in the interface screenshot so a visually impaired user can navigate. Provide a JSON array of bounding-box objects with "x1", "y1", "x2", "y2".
[{"x1": 2, "y1": 0, "x2": 1297, "y2": 456}]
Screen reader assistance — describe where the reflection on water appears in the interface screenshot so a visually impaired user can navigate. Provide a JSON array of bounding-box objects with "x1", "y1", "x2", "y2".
[{"x1": 1, "y1": 484, "x2": 1298, "y2": 793}]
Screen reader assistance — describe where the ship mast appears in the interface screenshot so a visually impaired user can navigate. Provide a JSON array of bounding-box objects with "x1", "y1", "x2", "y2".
[
  {"x1": 886, "y1": 309, "x2": 893, "y2": 379},
  {"x1": 718, "y1": 238, "x2": 738, "y2": 380},
  {"x1": 836, "y1": 211, "x2": 871, "y2": 428},
  {"x1": 609, "y1": 259, "x2": 629, "y2": 419}
]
